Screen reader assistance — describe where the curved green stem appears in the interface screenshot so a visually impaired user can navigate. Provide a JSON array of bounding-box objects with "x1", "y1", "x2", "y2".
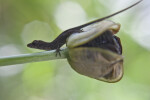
[{"x1": 0, "y1": 48, "x2": 68, "y2": 67}]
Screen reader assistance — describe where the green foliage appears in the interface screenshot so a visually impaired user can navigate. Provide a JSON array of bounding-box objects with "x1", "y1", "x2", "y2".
[{"x1": 23, "y1": 62, "x2": 55, "y2": 95}]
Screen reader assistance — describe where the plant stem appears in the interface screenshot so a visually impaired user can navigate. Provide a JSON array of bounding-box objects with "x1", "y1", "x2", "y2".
[{"x1": 0, "y1": 48, "x2": 68, "y2": 67}]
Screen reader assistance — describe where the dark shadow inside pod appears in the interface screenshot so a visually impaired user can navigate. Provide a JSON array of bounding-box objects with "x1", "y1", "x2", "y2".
[{"x1": 77, "y1": 30, "x2": 122, "y2": 55}]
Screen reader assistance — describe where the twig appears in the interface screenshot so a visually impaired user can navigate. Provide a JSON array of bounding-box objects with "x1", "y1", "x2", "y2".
[{"x1": 0, "y1": 48, "x2": 68, "y2": 67}]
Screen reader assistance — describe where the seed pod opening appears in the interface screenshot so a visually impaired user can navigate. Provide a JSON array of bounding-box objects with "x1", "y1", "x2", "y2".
[{"x1": 67, "y1": 20, "x2": 121, "y2": 49}]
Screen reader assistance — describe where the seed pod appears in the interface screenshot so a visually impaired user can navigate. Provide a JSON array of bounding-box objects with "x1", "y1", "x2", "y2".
[{"x1": 66, "y1": 21, "x2": 123, "y2": 82}]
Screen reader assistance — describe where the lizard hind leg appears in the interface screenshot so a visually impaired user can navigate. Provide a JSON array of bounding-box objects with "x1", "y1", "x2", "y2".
[{"x1": 55, "y1": 47, "x2": 62, "y2": 57}]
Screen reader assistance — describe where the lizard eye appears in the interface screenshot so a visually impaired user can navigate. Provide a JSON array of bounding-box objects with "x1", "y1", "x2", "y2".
[{"x1": 80, "y1": 28, "x2": 84, "y2": 32}]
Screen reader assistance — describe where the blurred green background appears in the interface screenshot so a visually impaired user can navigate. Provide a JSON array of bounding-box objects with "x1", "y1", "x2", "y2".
[{"x1": 0, "y1": 0, "x2": 150, "y2": 100}]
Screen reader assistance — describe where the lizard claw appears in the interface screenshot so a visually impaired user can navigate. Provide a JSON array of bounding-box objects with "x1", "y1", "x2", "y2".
[{"x1": 55, "y1": 48, "x2": 61, "y2": 57}]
